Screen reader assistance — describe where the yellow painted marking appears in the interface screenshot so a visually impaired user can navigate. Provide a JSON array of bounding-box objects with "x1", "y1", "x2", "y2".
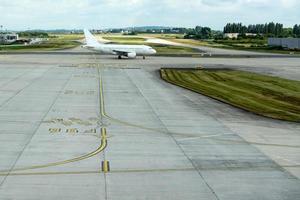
[
  {"x1": 49, "y1": 128, "x2": 61, "y2": 133},
  {"x1": 101, "y1": 127, "x2": 107, "y2": 138},
  {"x1": 4, "y1": 164, "x2": 300, "y2": 177},
  {"x1": 98, "y1": 69, "x2": 106, "y2": 118},
  {"x1": 0, "y1": 168, "x2": 195, "y2": 176},
  {"x1": 84, "y1": 128, "x2": 97, "y2": 134},
  {"x1": 0, "y1": 128, "x2": 108, "y2": 174},
  {"x1": 102, "y1": 160, "x2": 110, "y2": 173},
  {"x1": 66, "y1": 128, "x2": 79, "y2": 134}
]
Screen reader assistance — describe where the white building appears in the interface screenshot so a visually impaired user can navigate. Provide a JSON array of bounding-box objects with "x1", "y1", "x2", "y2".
[
  {"x1": 224, "y1": 33, "x2": 257, "y2": 39},
  {"x1": 224, "y1": 33, "x2": 239, "y2": 39},
  {"x1": 245, "y1": 33, "x2": 257, "y2": 37},
  {"x1": 0, "y1": 33, "x2": 19, "y2": 44}
]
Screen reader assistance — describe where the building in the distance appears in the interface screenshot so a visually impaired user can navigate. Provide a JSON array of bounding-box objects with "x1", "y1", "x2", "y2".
[
  {"x1": 268, "y1": 38, "x2": 300, "y2": 50},
  {"x1": 224, "y1": 33, "x2": 257, "y2": 39},
  {"x1": 245, "y1": 33, "x2": 257, "y2": 37},
  {"x1": 0, "y1": 33, "x2": 19, "y2": 45},
  {"x1": 224, "y1": 33, "x2": 239, "y2": 39}
]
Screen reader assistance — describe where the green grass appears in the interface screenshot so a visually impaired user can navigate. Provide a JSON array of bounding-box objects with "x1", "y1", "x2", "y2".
[
  {"x1": 149, "y1": 44, "x2": 200, "y2": 54},
  {"x1": 161, "y1": 68, "x2": 300, "y2": 122},
  {"x1": 102, "y1": 36, "x2": 146, "y2": 44},
  {"x1": 0, "y1": 34, "x2": 82, "y2": 51},
  {"x1": 149, "y1": 34, "x2": 184, "y2": 39},
  {"x1": 52, "y1": 34, "x2": 83, "y2": 41},
  {"x1": 0, "y1": 41, "x2": 80, "y2": 51},
  {"x1": 218, "y1": 45, "x2": 300, "y2": 55},
  {"x1": 102, "y1": 36, "x2": 146, "y2": 41},
  {"x1": 216, "y1": 38, "x2": 267, "y2": 46}
]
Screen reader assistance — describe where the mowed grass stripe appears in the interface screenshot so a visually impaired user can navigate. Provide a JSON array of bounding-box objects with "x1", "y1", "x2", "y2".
[
  {"x1": 191, "y1": 72, "x2": 300, "y2": 113},
  {"x1": 161, "y1": 69, "x2": 300, "y2": 122},
  {"x1": 173, "y1": 71, "x2": 298, "y2": 117},
  {"x1": 168, "y1": 69, "x2": 300, "y2": 119},
  {"x1": 172, "y1": 70, "x2": 300, "y2": 119},
  {"x1": 212, "y1": 71, "x2": 300, "y2": 101},
  {"x1": 166, "y1": 70, "x2": 298, "y2": 120}
]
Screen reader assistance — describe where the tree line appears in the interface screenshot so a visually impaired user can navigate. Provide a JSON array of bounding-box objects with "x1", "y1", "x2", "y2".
[
  {"x1": 183, "y1": 22, "x2": 300, "y2": 40},
  {"x1": 223, "y1": 22, "x2": 300, "y2": 37},
  {"x1": 18, "y1": 31, "x2": 49, "y2": 38},
  {"x1": 223, "y1": 22, "x2": 284, "y2": 36},
  {"x1": 184, "y1": 26, "x2": 213, "y2": 39}
]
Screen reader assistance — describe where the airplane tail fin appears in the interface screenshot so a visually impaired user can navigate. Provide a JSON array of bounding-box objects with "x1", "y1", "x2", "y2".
[{"x1": 84, "y1": 29, "x2": 102, "y2": 46}]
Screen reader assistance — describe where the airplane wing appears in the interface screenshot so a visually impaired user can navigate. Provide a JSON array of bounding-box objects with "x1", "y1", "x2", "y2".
[
  {"x1": 112, "y1": 50, "x2": 132, "y2": 55},
  {"x1": 113, "y1": 50, "x2": 137, "y2": 58}
]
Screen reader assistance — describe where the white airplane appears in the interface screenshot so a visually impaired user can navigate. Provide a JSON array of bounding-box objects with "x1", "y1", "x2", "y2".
[{"x1": 82, "y1": 29, "x2": 157, "y2": 59}]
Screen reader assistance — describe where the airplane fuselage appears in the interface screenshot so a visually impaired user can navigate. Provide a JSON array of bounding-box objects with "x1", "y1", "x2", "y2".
[
  {"x1": 83, "y1": 29, "x2": 157, "y2": 59},
  {"x1": 85, "y1": 44, "x2": 156, "y2": 56}
]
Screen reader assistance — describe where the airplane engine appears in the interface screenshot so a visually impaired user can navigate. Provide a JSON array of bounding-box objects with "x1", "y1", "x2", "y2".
[{"x1": 126, "y1": 52, "x2": 137, "y2": 58}]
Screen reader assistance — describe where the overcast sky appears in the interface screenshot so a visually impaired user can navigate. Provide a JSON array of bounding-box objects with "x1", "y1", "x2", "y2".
[{"x1": 0, "y1": 0, "x2": 299, "y2": 30}]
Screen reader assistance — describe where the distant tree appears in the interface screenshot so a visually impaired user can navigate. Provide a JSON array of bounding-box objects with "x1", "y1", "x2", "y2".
[
  {"x1": 267, "y1": 22, "x2": 275, "y2": 35},
  {"x1": 18, "y1": 31, "x2": 49, "y2": 38},
  {"x1": 123, "y1": 31, "x2": 137, "y2": 35},
  {"x1": 275, "y1": 23, "x2": 283, "y2": 36},
  {"x1": 171, "y1": 28, "x2": 187, "y2": 34},
  {"x1": 281, "y1": 28, "x2": 293, "y2": 37},
  {"x1": 224, "y1": 23, "x2": 242, "y2": 33},
  {"x1": 195, "y1": 26, "x2": 212, "y2": 39},
  {"x1": 185, "y1": 26, "x2": 212, "y2": 39},
  {"x1": 293, "y1": 24, "x2": 300, "y2": 37},
  {"x1": 212, "y1": 31, "x2": 224, "y2": 39}
]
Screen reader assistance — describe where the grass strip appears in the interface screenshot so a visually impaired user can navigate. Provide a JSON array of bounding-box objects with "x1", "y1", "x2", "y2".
[{"x1": 160, "y1": 68, "x2": 300, "y2": 122}]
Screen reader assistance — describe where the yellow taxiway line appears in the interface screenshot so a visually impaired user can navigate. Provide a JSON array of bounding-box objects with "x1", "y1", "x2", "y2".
[
  {"x1": 2, "y1": 163, "x2": 300, "y2": 177},
  {"x1": 0, "y1": 128, "x2": 107, "y2": 174}
]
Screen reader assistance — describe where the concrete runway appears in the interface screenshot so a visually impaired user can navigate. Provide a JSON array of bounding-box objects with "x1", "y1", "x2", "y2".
[{"x1": 0, "y1": 53, "x2": 299, "y2": 200}]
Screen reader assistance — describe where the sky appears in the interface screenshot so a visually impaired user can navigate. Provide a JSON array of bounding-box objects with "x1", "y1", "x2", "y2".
[{"x1": 0, "y1": 0, "x2": 299, "y2": 30}]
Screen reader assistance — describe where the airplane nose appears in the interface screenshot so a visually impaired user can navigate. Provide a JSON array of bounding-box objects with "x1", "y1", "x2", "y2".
[{"x1": 152, "y1": 49, "x2": 157, "y2": 54}]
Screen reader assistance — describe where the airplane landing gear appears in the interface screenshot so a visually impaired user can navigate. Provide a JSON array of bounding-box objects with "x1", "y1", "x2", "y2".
[
  {"x1": 118, "y1": 55, "x2": 122, "y2": 59},
  {"x1": 143, "y1": 56, "x2": 146, "y2": 60}
]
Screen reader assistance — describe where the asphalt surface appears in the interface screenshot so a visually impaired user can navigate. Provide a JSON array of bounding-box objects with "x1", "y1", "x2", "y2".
[{"x1": 0, "y1": 52, "x2": 299, "y2": 200}]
